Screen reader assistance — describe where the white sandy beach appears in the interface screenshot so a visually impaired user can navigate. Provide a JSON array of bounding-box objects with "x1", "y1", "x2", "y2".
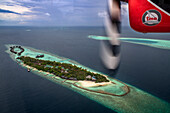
[
  {"x1": 20, "y1": 60, "x2": 112, "y2": 88},
  {"x1": 78, "y1": 80, "x2": 112, "y2": 87}
]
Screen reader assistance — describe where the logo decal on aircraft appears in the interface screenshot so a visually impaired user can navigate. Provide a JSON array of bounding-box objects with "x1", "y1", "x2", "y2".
[{"x1": 142, "y1": 10, "x2": 161, "y2": 26}]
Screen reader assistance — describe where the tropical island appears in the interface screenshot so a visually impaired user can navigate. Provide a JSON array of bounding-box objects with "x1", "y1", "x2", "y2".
[
  {"x1": 16, "y1": 56, "x2": 109, "y2": 83},
  {"x1": 5, "y1": 44, "x2": 170, "y2": 113}
]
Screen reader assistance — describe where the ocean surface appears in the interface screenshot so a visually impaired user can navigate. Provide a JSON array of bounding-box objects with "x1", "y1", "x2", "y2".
[{"x1": 0, "y1": 26, "x2": 169, "y2": 113}]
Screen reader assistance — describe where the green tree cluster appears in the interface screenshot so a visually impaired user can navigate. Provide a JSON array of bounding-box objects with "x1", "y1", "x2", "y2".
[{"x1": 17, "y1": 56, "x2": 109, "y2": 83}]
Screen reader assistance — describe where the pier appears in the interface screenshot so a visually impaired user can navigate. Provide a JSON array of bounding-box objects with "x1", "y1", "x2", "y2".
[{"x1": 10, "y1": 46, "x2": 24, "y2": 56}]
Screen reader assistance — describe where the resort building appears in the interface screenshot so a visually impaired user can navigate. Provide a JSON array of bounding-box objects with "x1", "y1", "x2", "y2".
[{"x1": 86, "y1": 75, "x2": 92, "y2": 79}]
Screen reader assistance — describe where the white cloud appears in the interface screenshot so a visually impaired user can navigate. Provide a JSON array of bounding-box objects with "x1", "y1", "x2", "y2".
[
  {"x1": 18, "y1": 21, "x2": 28, "y2": 24},
  {"x1": 0, "y1": 0, "x2": 111, "y2": 26},
  {"x1": 0, "y1": 13, "x2": 37, "y2": 21},
  {"x1": 0, "y1": 0, "x2": 22, "y2": 7},
  {"x1": 0, "y1": 0, "x2": 40, "y2": 14},
  {"x1": 45, "y1": 13, "x2": 50, "y2": 16},
  {"x1": 0, "y1": 4, "x2": 33, "y2": 14},
  {"x1": 0, "y1": 0, "x2": 41, "y2": 25},
  {"x1": 0, "y1": 0, "x2": 18, "y2": 4},
  {"x1": 98, "y1": 11, "x2": 107, "y2": 18}
]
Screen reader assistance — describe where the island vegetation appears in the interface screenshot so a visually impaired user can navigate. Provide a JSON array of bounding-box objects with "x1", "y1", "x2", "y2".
[{"x1": 17, "y1": 56, "x2": 109, "y2": 83}]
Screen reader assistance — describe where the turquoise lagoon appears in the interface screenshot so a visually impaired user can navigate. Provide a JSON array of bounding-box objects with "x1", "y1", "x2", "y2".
[
  {"x1": 88, "y1": 35, "x2": 170, "y2": 50},
  {"x1": 6, "y1": 44, "x2": 170, "y2": 113}
]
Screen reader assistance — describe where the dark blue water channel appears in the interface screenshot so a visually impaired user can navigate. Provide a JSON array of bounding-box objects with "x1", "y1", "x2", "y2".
[{"x1": 0, "y1": 26, "x2": 169, "y2": 113}]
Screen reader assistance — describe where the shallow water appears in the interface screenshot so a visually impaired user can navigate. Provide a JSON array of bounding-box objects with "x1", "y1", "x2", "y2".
[
  {"x1": 6, "y1": 44, "x2": 170, "y2": 113},
  {"x1": 88, "y1": 35, "x2": 170, "y2": 50},
  {"x1": 0, "y1": 26, "x2": 170, "y2": 113}
]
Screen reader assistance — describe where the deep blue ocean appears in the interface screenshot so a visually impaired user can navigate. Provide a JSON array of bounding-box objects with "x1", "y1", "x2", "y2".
[{"x1": 0, "y1": 26, "x2": 169, "y2": 113}]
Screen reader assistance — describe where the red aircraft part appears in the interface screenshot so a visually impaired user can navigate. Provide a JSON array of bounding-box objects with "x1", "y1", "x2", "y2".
[{"x1": 129, "y1": 0, "x2": 170, "y2": 33}]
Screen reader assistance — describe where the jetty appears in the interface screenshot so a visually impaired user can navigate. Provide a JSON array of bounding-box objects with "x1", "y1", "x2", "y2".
[{"x1": 10, "y1": 46, "x2": 24, "y2": 56}]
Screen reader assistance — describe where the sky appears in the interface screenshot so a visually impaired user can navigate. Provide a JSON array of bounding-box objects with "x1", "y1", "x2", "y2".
[{"x1": 0, "y1": 0, "x2": 129, "y2": 26}]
